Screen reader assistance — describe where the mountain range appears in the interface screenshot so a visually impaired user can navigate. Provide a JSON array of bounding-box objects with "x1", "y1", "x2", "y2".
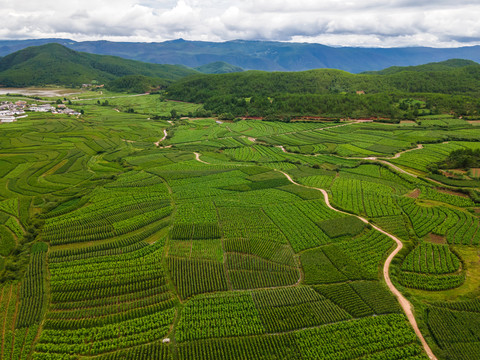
[
  {"x1": 1, "y1": 38, "x2": 480, "y2": 73},
  {"x1": 1, "y1": 44, "x2": 479, "y2": 96}
]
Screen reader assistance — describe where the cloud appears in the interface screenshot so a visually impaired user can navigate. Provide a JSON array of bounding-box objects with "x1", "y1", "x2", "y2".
[{"x1": 0, "y1": 0, "x2": 479, "y2": 47}]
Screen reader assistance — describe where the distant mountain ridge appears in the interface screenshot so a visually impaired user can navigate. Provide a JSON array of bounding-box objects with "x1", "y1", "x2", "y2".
[
  {"x1": 1, "y1": 38, "x2": 480, "y2": 73},
  {"x1": 195, "y1": 61, "x2": 243, "y2": 74},
  {"x1": 361, "y1": 59, "x2": 479, "y2": 75}
]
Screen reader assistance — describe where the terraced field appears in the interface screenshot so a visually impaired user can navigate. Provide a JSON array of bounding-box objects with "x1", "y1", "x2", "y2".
[{"x1": 1, "y1": 95, "x2": 480, "y2": 359}]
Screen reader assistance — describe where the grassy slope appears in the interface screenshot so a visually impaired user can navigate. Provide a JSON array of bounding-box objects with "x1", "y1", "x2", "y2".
[
  {"x1": 195, "y1": 61, "x2": 244, "y2": 74},
  {"x1": 166, "y1": 60, "x2": 480, "y2": 101},
  {"x1": 0, "y1": 43, "x2": 199, "y2": 87}
]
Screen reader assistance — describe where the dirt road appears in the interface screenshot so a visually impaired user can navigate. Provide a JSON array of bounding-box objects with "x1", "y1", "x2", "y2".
[
  {"x1": 71, "y1": 93, "x2": 149, "y2": 102},
  {"x1": 154, "y1": 129, "x2": 168, "y2": 146},
  {"x1": 276, "y1": 170, "x2": 438, "y2": 360},
  {"x1": 194, "y1": 152, "x2": 210, "y2": 164}
]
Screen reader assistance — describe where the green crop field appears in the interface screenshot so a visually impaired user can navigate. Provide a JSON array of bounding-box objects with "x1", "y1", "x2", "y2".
[{"x1": 1, "y1": 91, "x2": 480, "y2": 360}]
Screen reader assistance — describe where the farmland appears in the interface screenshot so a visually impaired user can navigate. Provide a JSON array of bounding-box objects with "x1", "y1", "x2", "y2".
[{"x1": 1, "y1": 92, "x2": 480, "y2": 360}]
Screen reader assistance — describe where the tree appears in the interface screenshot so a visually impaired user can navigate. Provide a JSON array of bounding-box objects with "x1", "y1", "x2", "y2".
[{"x1": 170, "y1": 109, "x2": 177, "y2": 119}]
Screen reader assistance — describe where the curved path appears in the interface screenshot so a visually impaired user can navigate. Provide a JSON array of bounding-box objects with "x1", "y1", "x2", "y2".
[
  {"x1": 194, "y1": 152, "x2": 210, "y2": 164},
  {"x1": 349, "y1": 144, "x2": 424, "y2": 161},
  {"x1": 276, "y1": 170, "x2": 438, "y2": 360},
  {"x1": 154, "y1": 129, "x2": 168, "y2": 146},
  {"x1": 377, "y1": 160, "x2": 419, "y2": 178},
  {"x1": 277, "y1": 143, "x2": 423, "y2": 179},
  {"x1": 190, "y1": 150, "x2": 438, "y2": 359}
]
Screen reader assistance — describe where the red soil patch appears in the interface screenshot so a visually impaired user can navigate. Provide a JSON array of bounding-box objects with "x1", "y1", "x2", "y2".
[
  {"x1": 406, "y1": 189, "x2": 421, "y2": 198},
  {"x1": 242, "y1": 116, "x2": 263, "y2": 120},
  {"x1": 471, "y1": 168, "x2": 480, "y2": 178},
  {"x1": 427, "y1": 233, "x2": 447, "y2": 244},
  {"x1": 436, "y1": 187, "x2": 469, "y2": 198},
  {"x1": 440, "y1": 169, "x2": 470, "y2": 179}
]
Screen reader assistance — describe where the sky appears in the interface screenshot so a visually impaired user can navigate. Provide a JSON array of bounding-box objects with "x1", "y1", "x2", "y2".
[{"x1": 1, "y1": 0, "x2": 480, "y2": 47}]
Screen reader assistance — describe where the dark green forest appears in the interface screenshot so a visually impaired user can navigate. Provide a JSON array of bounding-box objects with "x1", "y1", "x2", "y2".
[
  {"x1": 165, "y1": 60, "x2": 480, "y2": 119},
  {"x1": 0, "y1": 44, "x2": 198, "y2": 87}
]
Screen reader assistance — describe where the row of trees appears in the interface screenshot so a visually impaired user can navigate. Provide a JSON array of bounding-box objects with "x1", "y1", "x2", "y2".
[{"x1": 196, "y1": 93, "x2": 480, "y2": 120}]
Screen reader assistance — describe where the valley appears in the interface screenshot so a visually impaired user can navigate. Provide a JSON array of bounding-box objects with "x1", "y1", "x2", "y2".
[
  {"x1": 0, "y1": 90, "x2": 480, "y2": 359},
  {"x1": 0, "y1": 43, "x2": 480, "y2": 360}
]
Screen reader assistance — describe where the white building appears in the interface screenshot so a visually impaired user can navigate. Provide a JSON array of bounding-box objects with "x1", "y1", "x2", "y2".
[{"x1": 0, "y1": 116, "x2": 16, "y2": 123}]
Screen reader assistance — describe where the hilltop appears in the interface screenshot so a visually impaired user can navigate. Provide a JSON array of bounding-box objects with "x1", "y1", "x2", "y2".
[
  {"x1": 195, "y1": 61, "x2": 243, "y2": 74},
  {"x1": 167, "y1": 59, "x2": 480, "y2": 100},
  {"x1": 165, "y1": 59, "x2": 480, "y2": 119},
  {"x1": 362, "y1": 59, "x2": 479, "y2": 75},
  {"x1": 0, "y1": 43, "x2": 198, "y2": 87}
]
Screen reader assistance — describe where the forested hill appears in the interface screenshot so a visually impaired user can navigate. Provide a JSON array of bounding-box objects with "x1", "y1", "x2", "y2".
[
  {"x1": 0, "y1": 43, "x2": 199, "y2": 87},
  {"x1": 361, "y1": 59, "x2": 479, "y2": 75},
  {"x1": 165, "y1": 59, "x2": 480, "y2": 119},
  {"x1": 195, "y1": 61, "x2": 244, "y2": 74},
  {"x1": 166, "y1": 59, "x2": 480, "y2": 102}
]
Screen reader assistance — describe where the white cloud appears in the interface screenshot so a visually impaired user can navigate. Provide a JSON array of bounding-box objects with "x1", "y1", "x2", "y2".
[{"x1": 0, "y1": 0, "x2": 479, "y2": 47}]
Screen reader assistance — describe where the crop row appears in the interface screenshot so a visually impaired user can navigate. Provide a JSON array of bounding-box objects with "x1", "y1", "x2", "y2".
[
  {"x1": 43, "y1": 193, "x2": 169, "y2": 231},
  {"x1": 44, "y1": 299, "x2": 176, "y2": 330},
  {"x1": 402, "y1": 242, "x2": 460, "y2": 275},
  {"x1": 263, "y1": 203, "x2": 329, "y2": 252},
  {"x1": 48, "y1": 219, "x2": 169, "y2": 263},
  {"x1": 338, "y1": 230, "x2": 393, "y2": 278},
  {"x1": 167, "y1": 257, "x2": 228, "y2": 299},
  {"x1": 427, "y1": 306, "x2": 480, "y2": 360},
  {"x1": 419, "y1": 186, "x2": 474, "y2": 207},
  {"x1": 49, "y1": 237, "x2": 164, "y2": 269},
  {"x1": 223, "y1": 237, "x2": 296, "y2": 267},
  {"x1": 218, "y1": 206, "x2": 288, "y2": 244},
  {"x1": 399, "y1": 271, "x2": 465, "y2": 290},
  {"x1": 228, "y1": 260, "x2": 299, "y2": 290},
  {"x1": 46, "y1": 206, "x2": 172, "y2": 245},
  {"x1": 16, "y1": 249, "x2": 47, "y2": 328},
  {"x1": 252, "y1": 287, "x2": 351, "y2": 333},
  {"x1": 177, "y1": 313, "x2": 427, "y2": 360},
  {"x1": 92, "y1": 342, "x2": 171, "y2": 360},
  {"x1": 34, "y1": 309, "x2": 175, "y2": 357},
  {"x1": 170, "y1": 223, "x2": 221, "y2": 240},
  {"x1": 400, "y1": 199, "x2": 447, "y2": 237}
]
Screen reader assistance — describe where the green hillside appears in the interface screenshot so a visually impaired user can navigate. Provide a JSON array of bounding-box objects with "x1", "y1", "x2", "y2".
[
  {"x1": 167, "y1": 60, "x2": 480, "y2": 101},
  {"x1": 107, "y1": 75, "x2": 167, "y2": 93},
  {"x1": 362, "y1": 59, "x2": 479, "y2": 75},
  {"x1": 195, "y1": 61, "x2": 244, "y2": 74},
  {"x1": 164, "y1": 59, "x2": 480, "y2": 119},
  {"x1": 0, "y1": 43, "x2": 198, "y2": 87}
]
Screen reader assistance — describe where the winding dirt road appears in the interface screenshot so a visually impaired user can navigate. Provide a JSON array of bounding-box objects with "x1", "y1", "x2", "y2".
[
  {"x1": 351, "y1": 143, "x2": 424, "y2": 161},
  {"x1": 276, "y1": 170, "x2": 438, "y2": 360},
  {"x1": 191, "y1": 150, "x2": 437, "y2": 358},
  {"x1": 194, "y1": 152, "x2": 210, "y2": 164},
  {"x1": 154, "y1": 129, "x2": 168, "y2": 146},
  {"x1": 277, "y1": 142, "x2": 423, "y2": 178}
]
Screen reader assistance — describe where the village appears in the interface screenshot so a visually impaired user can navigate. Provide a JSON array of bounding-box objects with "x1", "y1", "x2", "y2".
[{"x1": 0, "y1": 100, "x2": 81, "y2": 123}]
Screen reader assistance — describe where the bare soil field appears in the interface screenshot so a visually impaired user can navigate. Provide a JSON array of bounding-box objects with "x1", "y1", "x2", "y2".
[
  {"x1": 436, "y1": 187, "x2": 469, "y2": 198},
  {"x1": 427, "y1": 233, "x2": 447, "y2": 244},
  {"x1": 0, "y1": 87, "x2": 83, "y2": 97},
  {"x1": 406, "y1": 188, "x2": 421, "y2": 198}
]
